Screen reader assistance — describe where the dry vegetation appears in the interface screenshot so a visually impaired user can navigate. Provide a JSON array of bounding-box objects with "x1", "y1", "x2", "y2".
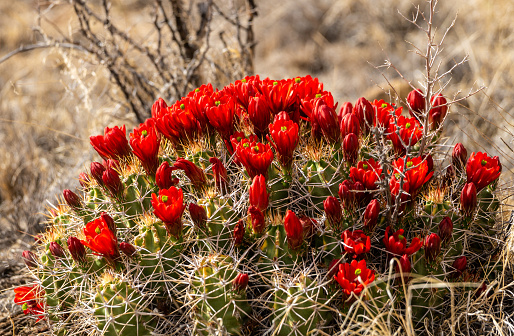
[{"x1": 0, "y1": 0, "x2": 513, "y2": 334}]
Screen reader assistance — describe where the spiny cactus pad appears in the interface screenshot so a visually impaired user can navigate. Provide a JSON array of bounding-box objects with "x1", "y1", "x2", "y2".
[{"x1": 16, "y1": 75, "x2": 506, "y2": 335}]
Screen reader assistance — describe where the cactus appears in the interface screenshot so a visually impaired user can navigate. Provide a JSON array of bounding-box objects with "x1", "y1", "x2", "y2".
[{"x1": 14, "y1": 74, "x2": 510, "y2": 335}]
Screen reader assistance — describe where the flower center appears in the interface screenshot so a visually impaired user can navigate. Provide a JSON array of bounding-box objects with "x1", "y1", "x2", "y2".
[
  {"x1": 406, "y1": 161, "x2": 413, "y2": 168},
  {"x1": 362, "y1": 164, "x2": 369, "y2": 170},
  {"x1": 180, "y1": 103, "x2": 185, "y2": 110},
  {"x1": 382, "y1": 103, "x2": 387, "y2": 108},
  {"x1": 236, "y1": 137, "x2": 242, "y2": 142},
  {"x1": 481, "y1": 160, "x2": 487, "y2": 166},
  {"x1": 315, "y1": 93, "x2": 322, "y2": 98},
  {"x1": 405, "y1": 123, "x2": 411, "y2": 129},
  {"x1": 398, "y1": 234, "x2": 404, "y2": 240},
  {"x1": 295, "y1": 77, "x2": 301, "y2": 83},
  {"x1": 95, "y1": 227, "x2": 101, "y2": 234},
  {"x1": 281, "y1": 126, "x2": 287, "y2": 132},
  {"x1": 195, "y1": 88, "x2": 200, "y2": 92},
  {"x1": 355, "y1": 269, "x2": 362, "y2": 276},
  {"x1": 254, "y1": 146, "x2": 260, "y2": 151},
  {"x1": 241, "y1": 78, "x2": 247, "y2": 83},
  {"x1": 141, "y1": 130, "x2": 148, "y2": 137},
  {"x1": 243, "y1": 143, "x2": 249, "y2": 148},
  {"x1": 161, "y1": 195, "x2": 168, "y2": 203},
  {"x1": 22, "y1": 303, "x2": 28, "y2": 311},
  {"x1": 273, "y1": 81, "x2": 278, "y2": 86},
  {"x1": 215, "y1": 100, "x2": 221, "y2": 106}
]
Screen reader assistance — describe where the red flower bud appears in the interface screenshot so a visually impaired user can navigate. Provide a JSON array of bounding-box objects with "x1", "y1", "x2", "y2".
[
  {"x1": 466, "y1": 152, "x2": 501, "y2": 191},
  {"x1": 353, "y1": 97, "x2": 374, "y2": 132},
  {"x1": 397, "y1": 254, "x2": 411, "y2": 274},
  {"x1": 323, "y1": 196, "x2": 342, "y2": 230},
  {"x1": 363, "y1": 199, "x2": 380, "y2": 232},
  {"x1": 79, "y1": 172, "x2": 90, "y2": 189},
  {"x1": 452, "y1": 143, "x2": 468, "y2": 170},
  {"x1": 248, "y1": 206, "x2": 266, "y2": 235},
  {"x1": 100, "y1": 212, "x2": 117, "y2": 235},
  {"x1": 189, "y1": 203, "x2": 207, "y2": 229},
  {"x1": 340, "y1": 113, "x2": 361, "y2": 140},
  {"x1": 129, "y1": 119, "x2": 161, "y2": 176},
  {"x1": 452, "y1": 256, "x2": 467, "y2": 278},
  {"x1": 284, "y1": 210, "x2": 303, "y2": 250},
  {"x1": 438, "y1": 216, "x2": 453, "y2": 243},
  {"x1": 22, "y1": 251, "x2": 37, "y2": 269},
  {"x1": 151, "y1": 187, "x2": 186, "y2": 237},
  {"x1": 233, "y1": 273, "x2": 249, "y2": 292},
  {"x1": 233, "y1": 219, "x2": 245, "y2": 246},
  {"x1": 407, "y1": 89, "x2": 424, "y2": 117},
  {"x1": 312, "y1": 99, "x2": 340, "y2": 143},
  {"x1": 338, "y1": 179, "x2": 364, "y2": 210},
  {"x1": 90, "y1": 125, "x2": 131, "y2": 161},
  {"x1": 338, "y1": 102, "x2": 353, "y2": 119},
  {"x1": 249, "y1": 175, "x2": 269, "y2": 212},
  {"x1": 299, "y1": 215, "x2": 317, "y2": 238},
  {"x1": 151, "y1": 98, "x2": 168, "y2": 118},
  {"x1": 248, "y1": 94, "x2": 272, "y2": 137},
  {"x1": 119, "y1": 242, "x2": 137, "y2": 257},
  {"x1": 173, "y1": 158, "x2": 207, "y2": 190},
  {"x1": 49, "y1": 242, "x2": 65, "y2": 258},
  {"x1": 327, "y1": 259, "x2": 342, "y2": 278},
  {"x1": 461, "y1": 182, "x2": 477, "y2": 217},
  {"x1": 90, "y1": 161, "x2": 106, "y2": 185},
  {"x1": 268, "y1": 118, "x2": 299, "y2": 169},
  {"x1": 209, "y1": 157, "x2": 229, "y2": 194},
  {"x1": 156, "y1": 161, "x2": 179, "y2": 190},
  {"x1": 429, "y1": 93, "x2": 448, "y2": 129},
  {"x1": 341, "y1": 230, "x2": 371, "y2": 257},
  {"x1": 67, "y1": 237, "x2": 87, "y2": 264},
  {"x1": 102, "y1": 168, "x2": 123, "y2": 198},
  {"x1": 343, "y1": 133, "x2": 359, "y2": 165},
  {"x1": 63, "y1": 189, "x2": 82, "y2": 209},
  {"x1": 424, "y1": 233, "x2": 441, "y2": 263}
]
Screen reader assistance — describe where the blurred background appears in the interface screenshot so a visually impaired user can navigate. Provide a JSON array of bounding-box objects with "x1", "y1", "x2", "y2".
[{"x1": 0, "y1": 0, "x2": 513, "y2": 331}]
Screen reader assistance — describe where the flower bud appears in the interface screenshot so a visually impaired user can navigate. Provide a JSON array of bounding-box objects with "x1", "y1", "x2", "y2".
[
  {"x1": 363, "y1": 199, "x2": 380, "y2": 232},
  {"x1": 452, "y1": 143, "x2": 468, "y2": 170},
  {"x1": 49, "y1": 242, "x2": 66, "y2": 258},
  {"x1": 174, "y1": 158, "x2": 207, "y2": 190},
  {"x1": 442, "y1": 165, "x2": 455, "y2": 187},
  {"x1": 338, "y1": 102, "x2": 353, "y2": 119},
  {"x1": 312, "y1": 99, "x2": 340, "y2": 143},
  {"x1": 63, "y1": 189, "x2": 82, "y2": 209},
  {"x1": 155, "y1": 161, "x2": 179, "y2": 190},
  {"x1": 461, "y1": 182, "x2": 477, "y2": 217},
  {"x1": 343, "y1": 133, "x2": 359, "y2": 165},
  {"x1": 451, "y1": 256, "x2": 467, "y2": 278},
  {"x1": 189, "y1": 203, "x2": 207, "y2": 229},
  {"x1": 323, "y1": 196, "x2": 342, "y2": 230},
  {"x1": 424, "y1": 233, "x2": 441, "y2": 263},
  {"x1": 438, "y1": 216, "x2": 453, "y2": 243},
  {"x1": 90, "y1": 161, "x2": 106, "y2": 185},
  {"x1": 327, "y1": 259, "x2": 342, "y2": 278},
  {"x1": 429, "y1": 93, "x2": 448, "y2": 129},
  {"x1": 119, "y1": 242, "x2": 137, "y2": 257},
  {"x1": 100, "y1": 212, "x2": 117, "y2": 235},
  {"x1": 248, "y1": 206, "x2": 266, "y2": 235},
  {"x1": 102, "y1": 168, "x2": 123, "y2": 198},
  {"x1": 22, "y1": 251, "x2": 37, "y2": 269},
  {"x1": 353, "y1": 97, "x2": 374, "y2": 132},
  {"x1": 232, "y1": 273, "x2": 249, "y2": 292},
  {"x1": 407, "y1": 89, "x2": 424, "y2": 117},
  {"x1": 209, "y1": 157, "x2": 229, "y2": 194},
  {"x1": 340, "y1": 113, "x2": 360, "y2": 139},
  {"x1": 78, "y1": 172, "x2": 90, "y2": 189},
  {"x1": 299, "y1": 215, "x2": 316, "y2": 238},
  {"x1": 233, "y1": 219, "x2": 245, "y2": 246},
  {"x1": 67, "y1": 236, "x2": 87, "y2": 264},
  {"x1": 249, "y1": 175, "x2": 268, "y2": 212},
  {"x1": 284, "y1": 210, "x2": 303, "y2": 250},
  {"x1": 396, "y1": 254, "x2": 411, "y2": 281}
]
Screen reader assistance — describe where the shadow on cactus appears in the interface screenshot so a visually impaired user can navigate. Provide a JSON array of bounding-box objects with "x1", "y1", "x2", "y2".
[{"x1": 15, "y1": 74, "x2": 511, "y2": 335}]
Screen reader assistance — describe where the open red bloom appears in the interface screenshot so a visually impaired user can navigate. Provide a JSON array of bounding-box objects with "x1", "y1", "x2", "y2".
[
  {"x1": 284, "y1": 210, "x2": 303, "y2": 250},
  {"x1": 236, "y1": 139, "x2": 274, "y2": 179},
  {"x1": 466, "y1": 152, "x2": 501, "y2": 191},
  {"x1": 249, "y1": 175, "x2": 269, "y2": 212},
  {"x1": 173, "y1": 158, "x2": 207, "y2": 189},
  {"x1": 81, "y1": 216, "x2": 120, "y2": 261},
  {"x1": 388, "y1": 115, "x2": 422, "y2": 154},
  {"x1": 334, "y1": 259, "x2": 375, "y2": 299},
  {"x1": 153, "y1": 101, "x2": 202, "y2": 145},
  {"x1": 14, "y1": 285, "x2": 45, "y2": 320},
  {"x1": 205, "y1": 92, "x2": 236, "y2": 140},
  {"x1": 129, "y1": 119, "x2": 161, "y2": 176},
  {"x1": 349, "y1": 158, "x2": 382, "y2": 190},
  {"x1": 341, "y1": 230, "x2": 371, "y2": 257},
  {"x1": 268, "y1": 118, "x2": 299, "y2": 169},
  {"x1": 151, "y1": 187, "x2": 186, "y2": 237},
  {"x1": 373, "y1": 100, "x2": 403, "y2": 127},
  {"x1": 90, "y1": 125, "x2": 131, "y2": 161},
  {"x1": 383, "y1": 226, "x2": 422, "y2": 257},
  {"x1": 390, "y1": 156, "x2": 433, "y2": 198}
]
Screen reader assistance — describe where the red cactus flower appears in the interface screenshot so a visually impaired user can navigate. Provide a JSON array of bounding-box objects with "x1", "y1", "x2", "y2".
[
  {"x1": 284, "y1": 210, "x2": 303, "y2": 250},
  {"x1": 173, "y1": 158, "x2": 207, "y2": 190},
  {"x1": 349, "y1": 158, "x2": 382, "y2": 190},
  {"x1": 151, "y1": 97, "x2": 168, "y2": 118},
  {"x1": 233, "y1": 219, "x2": 245, "y2": 245},
  {"x1": 248, "y1": 93, "x2": 272, "y2": 137},
  {"x1": 155, "y1": 161, "x2": 179, "y2": 190},
  {"x1": 236, "y1": 139, "x2": 274, "y2": 179},
  {"x1": 424, "y1": 233, "x2": 441, "y2": 262},
  {"x1": 209, "y1": 157, "x2": 229, "y2": 194},
  {"x1": 324, "y1": 196, "x2": 342, "y2": 230},
  {"x1": 438, "y1": 216, "x2": 453, "y2": 243},
  {"x1": 153, "y1": 102, "x2": 202, "y2": 145},
  {"x1": 390, "y1": 156, "x2": 433, "y2": 199},
  {"x1": 205, "y1": 93, "x2": 236, "y2": 140},
  {"x1": 388, "y1": 115, "x2": 423, "y2": 154},
  {"x1": 334, "y1": 259, "x2": 375, "y2": 300},
  {"x1": 429, "y1": 93, "x2": 448, "y2": 129},
  {"x1": 353, "y1": 97, "x2": 374, "y2": 132},
  {"x1": 363, "y1": 199, "x2": 380, "y2": 232},
  {"x1": 383, "y1": 226, "x2": 422, "y2": 257},
  {"x1": 14, "y1": 285, "x2": 45, "y2": 320},
  {"x1": 407, "y1": 89, "x2": 424, "y2": 117},
  {"x1": 233, "y1": 273, "x2": 249, "y2": 292},
  {"x1": 343, "y1": 133, "x2": 359, "y2": 165},
  {"x1": 67, "y1": 237, "x2": 86, "y2": 264},
  {"x1": 268, "y1": 118, "x2": 299, "y2": 169},
  {"x1": 311, "y1": 98, "x2": 340, "y2": 143},
  {"x1": 340, "y1": 112, "x2": 361, "y2": 139},
  {"x1": 189, "y1": 203, "x2": 207, "y2": 229},
  {"x1": 63, "y1": 189, "x2": 82, "y2": 209},
  {"x1": 90, "y1": 125, "x2": 131, "y2": 161},
  {"x1": 461, "y1": 182, "x2": 477, "y2": 217},
  {"x1": 81, "y1": 216, "x2": 120, "y2": 261},
  {"x1": 466, "y1": 152, "x2": 501, "y2": 191},
  {"x1": 129, "y1": 119, "x2": 161, "y2": 176},
  {"x1": 341, "y1": 230, "x2": 371, "y2": 257},
  {"x1": 372, "y1": 100, "x2": 402, "y2": 127},
  {"x1": 249, "y1": 175, "x2": 269, "y2": 212},
  {"x1": 151, "y1": 186, "x2": 186, "y2": 237},
  {"x1": 452, "y1": 143, "x2": 468, "y2": 170},
  {"x1": 452, "y1": 256, "x2": 467, "y2": 278},
  {"x1": 248, "y1": 206, "x2": 266, "y2": 234},
  {"x1": 49, "y1": 242, "x2": 65, "y2": 258}
]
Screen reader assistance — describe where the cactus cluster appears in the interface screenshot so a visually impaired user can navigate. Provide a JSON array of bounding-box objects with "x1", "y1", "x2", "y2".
[{"x1": 16, "y1": 75, "x2": 506, "y2": 335}]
